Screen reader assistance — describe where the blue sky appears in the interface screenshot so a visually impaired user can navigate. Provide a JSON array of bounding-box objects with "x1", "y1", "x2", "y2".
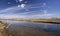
[{"x1": 0, "y1": 0, "x2": 60, "y2": 19}]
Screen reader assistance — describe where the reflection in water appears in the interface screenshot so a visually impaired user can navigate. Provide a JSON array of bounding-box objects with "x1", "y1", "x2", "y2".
[{"x1": 1, "y1": 20, "x2": 60, "y2": 36}]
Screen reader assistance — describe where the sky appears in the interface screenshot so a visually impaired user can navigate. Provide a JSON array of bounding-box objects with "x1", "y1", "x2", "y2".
[{"x1": 0, "y1": 0, "x2": 60, "y2": 19}]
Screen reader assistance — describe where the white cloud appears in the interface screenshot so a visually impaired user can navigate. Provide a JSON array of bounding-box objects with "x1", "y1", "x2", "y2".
[
  {"x1": 28, "y1": 3, "x2": 46, "y2": 9},
  {"x1": 0, "y1": 5, "x2": 55, "y2": 19},
  {"x1": 24, "y1": 1, "x2": 27, "y2": 3},
  {"x1": 0, "y1": 14, "x2": 27, "y2": 19},
  {"x1": 21, "y1": 4, "x2": 26, "y2": 8},
  {"x1": 15, "y1": 10, "x2": 54, "y2": 18},
  {"x1": 0, "y1": 10, "x2": 55, "y2": 19},
  {"x1": 0, "y1": 6, "x2": 23, "y2": 13},
  {"x1": 19, "y1": 0, "x2": 23, "y2": 2},
  {"x1": 18, "y1": 5, "x2": 21, "y2": 7},
  {"x1": 43, "y1": 3, "x2": 46, "y2": 6},
  {"x1": 0, "y1": 5, "x2": 30, "y2": 14},
  {"x1": 8, "y1": 2, "x2": 11, "y2": 4}
]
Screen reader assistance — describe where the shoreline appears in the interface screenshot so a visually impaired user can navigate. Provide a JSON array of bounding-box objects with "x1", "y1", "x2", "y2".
[
  {"x1": 0, "y1": 19, "x2": 60, "y2": 24},
  {"x1": 32, "y1": 21, "x2": 60, "y2": 24}
]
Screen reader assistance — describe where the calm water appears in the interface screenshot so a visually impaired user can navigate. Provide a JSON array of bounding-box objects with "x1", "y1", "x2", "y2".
[
  {"x1": 2, "y1": 20, "x2": 60, "y2": 36},
  {"x1": 3, "y1": 20, "x2": 60, "y2": 32}
]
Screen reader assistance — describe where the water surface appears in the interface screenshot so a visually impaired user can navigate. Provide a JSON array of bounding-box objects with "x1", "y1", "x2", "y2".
[{"x1": 2, "y1": 20, "x2": 60, "y2": 36}]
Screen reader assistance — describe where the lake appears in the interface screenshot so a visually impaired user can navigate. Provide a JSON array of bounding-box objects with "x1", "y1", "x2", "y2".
[{"x1": 2, "y1": 20, "x2": 60, "y2": 36}]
